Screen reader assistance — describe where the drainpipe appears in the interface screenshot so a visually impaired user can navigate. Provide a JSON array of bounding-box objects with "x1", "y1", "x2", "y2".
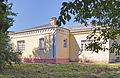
[{"x1": 52, "y1": 29, "x2": 57, "y2": 59}]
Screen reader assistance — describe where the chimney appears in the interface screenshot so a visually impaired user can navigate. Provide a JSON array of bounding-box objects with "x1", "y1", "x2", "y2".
[{"x1": 50, "y1": 17, "x2": 57, "y2": 25}]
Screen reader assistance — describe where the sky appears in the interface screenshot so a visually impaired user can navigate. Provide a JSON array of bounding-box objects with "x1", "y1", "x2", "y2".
[{"x1": 8, "y1": 0, "x2": 79, "y2": 32}]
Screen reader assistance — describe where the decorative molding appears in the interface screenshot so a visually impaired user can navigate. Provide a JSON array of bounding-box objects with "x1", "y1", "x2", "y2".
[
  {"x1": 9, "y1": 28, "x2": 56, "y2": 38},
  {"x1": 9, "y1": 27, "x2": 70, "y2": 38},
  {"x1": 56, "y1": 27, "x2": 69, "y2": 35}
]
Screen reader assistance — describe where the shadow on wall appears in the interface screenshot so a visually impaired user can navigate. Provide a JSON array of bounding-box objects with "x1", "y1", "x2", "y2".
[
  {"x1": 70, "y1": 34, "x2": 81, "y2": 61},
  {"x1": 32, "y1": 34, "x2": 52, "y2": 59},
  {"x1": 70, "y1": 34, "x2": 90, "y2": 62}
]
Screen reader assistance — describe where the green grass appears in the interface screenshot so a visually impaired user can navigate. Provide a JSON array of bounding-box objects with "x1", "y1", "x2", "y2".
[{"x1": 0, "y1": 63, "x2": 120, "y2": 78}]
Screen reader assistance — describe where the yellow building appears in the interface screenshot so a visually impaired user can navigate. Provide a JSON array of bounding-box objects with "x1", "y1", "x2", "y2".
[{"x1": 9, "y1": 17, "x2": 118, "y2": 63}]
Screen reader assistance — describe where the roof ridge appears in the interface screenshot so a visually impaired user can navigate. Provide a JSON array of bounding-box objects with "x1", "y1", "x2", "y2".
[
  {"x1": 65, "y1": 24, "x2": 100, "y2": 30},
  {"x1": 16, "y1": 24, "x2": 58, "y2": 33},
  {"x1": 23, "y1": 24, "x2": 51, "y2": 30}
]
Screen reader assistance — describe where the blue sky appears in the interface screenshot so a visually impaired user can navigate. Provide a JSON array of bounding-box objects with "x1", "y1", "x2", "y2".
[{"x1": 8, "y1": 0, "x2": 79, "y2": 32}]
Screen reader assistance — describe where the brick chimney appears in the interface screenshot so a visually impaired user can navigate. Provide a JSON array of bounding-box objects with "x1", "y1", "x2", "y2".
[{"x1": 50, "y1": 17, "x2": 57, "y2": 25}]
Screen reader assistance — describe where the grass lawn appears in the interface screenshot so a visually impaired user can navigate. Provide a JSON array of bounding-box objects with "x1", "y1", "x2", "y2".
[{"x1": 0, "y1": 63, "x2": 120, "y2": 78}]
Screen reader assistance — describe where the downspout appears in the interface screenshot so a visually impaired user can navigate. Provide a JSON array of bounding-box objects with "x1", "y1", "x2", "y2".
[{"x1": 52, "y1": 28, "x2": 57, "y2": 59}]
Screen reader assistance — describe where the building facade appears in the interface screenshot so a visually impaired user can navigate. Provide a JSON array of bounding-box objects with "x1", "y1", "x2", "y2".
[{"x1": 9, "y1": 17, "x2": 119, "y2": 63}]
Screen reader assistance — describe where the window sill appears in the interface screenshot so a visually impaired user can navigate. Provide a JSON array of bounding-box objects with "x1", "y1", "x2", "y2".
[
  {"x1": 64, "y1": 47, "x2": 67, "y2": 48},
  {"x1": 39, "y1": 47, "x2": 46, "y2": 50},
  {"x1": 17, "y1": 50, "x2": 25, "y2": 52}
]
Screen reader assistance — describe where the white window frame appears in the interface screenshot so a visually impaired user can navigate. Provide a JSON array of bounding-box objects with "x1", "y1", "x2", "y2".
[
  {"x1": 63, "y1": 38, "x2": 67, "y2": 48},
  {"x1": 81, "y1": 40, "x2": 93, "y2": 51},
  {"x1": 17, "y1": 40, "x2": 25, "y2": 52},
  {"x1": 39, "y1": 36, "x2": 46, "y2": 49}
]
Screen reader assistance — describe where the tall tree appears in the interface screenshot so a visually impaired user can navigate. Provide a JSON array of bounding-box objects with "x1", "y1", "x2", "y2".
[
  {"x1": 57, "y1": 0, "x2": 120, "y2": 53},
  {"x1": 0, "y1": 0, "x2": 21, "y2": 69}
]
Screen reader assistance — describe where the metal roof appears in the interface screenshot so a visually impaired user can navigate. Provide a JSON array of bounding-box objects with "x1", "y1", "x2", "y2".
[
  {"x1": 10, "y1": 23, "x2": 101, "y2": 34},
  {"x1": 64, "y1": 24, "x2": 101, "y2": 31},
  {"x1": 23, "y1": 24, "x2": 57, "y2": 31},
  {"x1": 14, "y1": 24, "x2": 58, "y2": 33}
]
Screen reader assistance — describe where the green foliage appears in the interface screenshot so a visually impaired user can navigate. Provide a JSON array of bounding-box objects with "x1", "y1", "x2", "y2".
[
  {"x1": 58, "y1": 0, "x2": 120, "y2": 53},
  {"x1": 110, "y1": 41, "x2": 120, "y2": 55},
  {"x1": 0, "y1": 1, "x2": 17, "y2": 33},
  {"x1": 0, "y1": 0, "x2": 20, "y2": 69},
  {"x1": 0, "y1": 33, "x2": 21, "y2": 69},
  {"x1": 115, "y1": 57, "x2": 120, "y2": 62}
]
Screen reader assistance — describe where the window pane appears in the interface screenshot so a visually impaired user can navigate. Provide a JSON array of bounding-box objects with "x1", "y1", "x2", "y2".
[
  {"x1": 17, "y1": 40, "x2": 25, "y2": 51},
  {"x1": 39, "y1": 38, "x2": 45, "y2": 48},
  {"x1": 63, "y1": 39, "x2": 67, "y2": 48},
  {"x1": 81, "y1": 40, "x2": 93, "y2": 51}
]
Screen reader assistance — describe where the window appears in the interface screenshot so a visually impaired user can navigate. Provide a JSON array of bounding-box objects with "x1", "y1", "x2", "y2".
[
  {"x1": 17, "y1": 40, "x2": 25, "y2": 52},
  {"x1": 8, "y1": 41, "x2": 12, "y2": 51},
  {"x1": 39, "y1": 38, "x2": 45, "y2": 49},
  {"x1": 63, "y1": 39, "x2": 67, "y2": 48},
  {"x1": 81, "y1": 40, "x2": 93, "y2": 51}
]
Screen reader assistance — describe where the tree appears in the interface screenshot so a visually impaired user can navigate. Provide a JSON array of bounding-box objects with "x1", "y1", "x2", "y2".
[
  {"x1": 0, "y1": 0, "x2": 21, "y2": 69},
  {"x1": 57, "y1": 0, "x2": 120, "y2": 53}
]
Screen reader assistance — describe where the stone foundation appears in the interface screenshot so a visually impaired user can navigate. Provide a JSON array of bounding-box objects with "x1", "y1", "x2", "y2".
[
  {"x1": 21, "y1": 58, "x2": 110, "y2": 64},
  {"x1": 21, "y1": 58, "x2": 70, "y2": 63},
  {"x1": 70, "y1": 60, "x2": 109, "y2": 63}
]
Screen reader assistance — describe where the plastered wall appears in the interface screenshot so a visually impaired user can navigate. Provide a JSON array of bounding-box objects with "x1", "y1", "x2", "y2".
[
  {"x1": 11, "y1": 33, "x2": 52, "y2": 59},
  {"x1": 69, "y1": 32, "x2": 110, "y2": 63},
  {"x1": 56, "y1": 33, "x2": 69, "y2": 59}
]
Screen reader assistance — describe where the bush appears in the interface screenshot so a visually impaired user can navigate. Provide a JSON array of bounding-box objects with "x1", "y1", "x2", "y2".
[{"x1": 0, "y1": 32, "x2": 21, "y2": 69}]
